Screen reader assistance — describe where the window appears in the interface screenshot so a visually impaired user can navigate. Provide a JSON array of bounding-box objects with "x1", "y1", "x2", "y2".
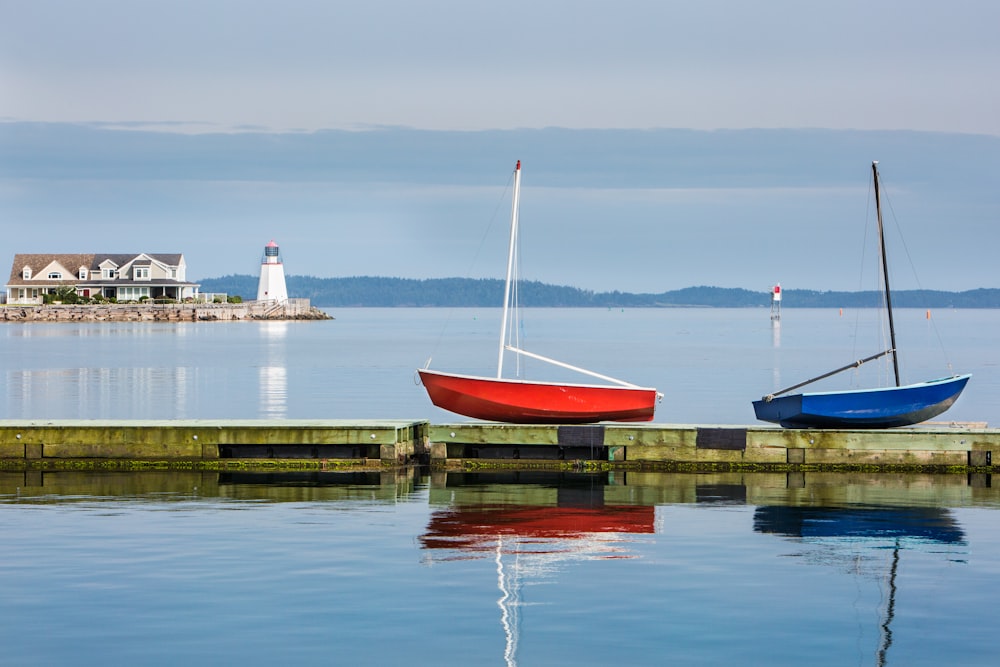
[
  {"x1": 22, "y1": 266, "x2": 32, "y2": 279},
  {"x1": 102, "y1": 268, "x2": 117, "y2": 279},
  {"x1": 118, "y1": 286, "x2": 149, "y2": 301},
  {"x1": 79, "y1": 268, "x2": 88, "y2": 280},
  {"x1": 134, "y1": 267, "x2": 150, "y2": 280},
  {"x1": 48, "y1": 272, "x2": 63, "y2": 279}
]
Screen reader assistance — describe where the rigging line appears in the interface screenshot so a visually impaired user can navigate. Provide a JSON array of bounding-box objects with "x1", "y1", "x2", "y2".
[
  {"x1": 852, "y1": 173, "x2": 876, "y2": 367},
  {"x1": 879, "y1": 173, "x2": 955, "y2": 371},
  {"x1": 426, "y1": 169, "x2": 518, "y2": 365},
  {"x1": 855, "y1": 170, "x2": 893, "y2": 386}
]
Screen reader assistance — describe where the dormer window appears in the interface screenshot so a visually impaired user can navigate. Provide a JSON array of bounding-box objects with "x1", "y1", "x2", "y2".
[
  {"x1": 22, "y1": 266, "x2": 32, "y2": 279},
  {"x1": 79, "y1": 267, "x2": 88, "y2": 280},
  {"x1": 102, "y1": 268, "x2": 116, "y2": 279},
  {"x1": 134, "y1": 267, "x2": 150, "y2": 280},
  {"x1": 48, "y1": 271, "x2": 63, "y2": 280}
]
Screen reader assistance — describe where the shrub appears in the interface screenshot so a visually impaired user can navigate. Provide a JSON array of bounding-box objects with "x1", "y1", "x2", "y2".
[{"x1": 45, "y1": 286, "x2": 81, "y2": 305}]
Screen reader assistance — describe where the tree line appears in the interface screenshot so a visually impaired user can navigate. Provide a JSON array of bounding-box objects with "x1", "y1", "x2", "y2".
[{"x1": 196, "y1": 275, "x2": 1000, "y2": 308}]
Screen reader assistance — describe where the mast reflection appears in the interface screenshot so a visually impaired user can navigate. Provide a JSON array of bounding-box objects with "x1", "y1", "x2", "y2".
[
  {"x1": 420, "y1": 472, "x2": 656, "y2": 667},
  {"x1": 754, "y1": 504, "x2": 966, "y2": 666}
]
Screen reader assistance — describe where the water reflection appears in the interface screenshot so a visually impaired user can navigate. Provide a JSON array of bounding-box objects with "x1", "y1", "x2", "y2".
[
  {"x1": 0, "y1": 469, "x2": 423, "y2": 504},
  {"x1": 258, "y1": 321, "x2": 289, "y2": 418},
  {"x1": 4, "y1": 468, "x2": 991, "y2": 514},
  {"x1": 5, "y1": 366, "x2": 190, "y2": 418},
  {"x1": 416, "y1": 472, "x2": 978, "y2": 667},
  {"x1": 420, "y1": 472, "x2": 655, "y2": 554},
  {"x1": 258, "y1": 366, "x2": 287, "y2": 418},
  {"x1": 754, "y1": 505, "x2": 966, "y2": 666},
  {"x1": 1, "y1": 469, "x2": 988, "y2": 666},
  {"x1": 420, "y1": 472, "x2": 656, "y2": 667}
]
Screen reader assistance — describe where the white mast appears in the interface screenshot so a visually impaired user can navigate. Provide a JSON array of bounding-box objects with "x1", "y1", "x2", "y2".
[{"x1": 497, "y1": 160, "x2": 521, "y2": 378}]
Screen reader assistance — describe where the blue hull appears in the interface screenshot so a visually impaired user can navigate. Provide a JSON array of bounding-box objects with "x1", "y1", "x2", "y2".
[{"x1": 752, "y1": 374, "x2": 971, "y2": 429}]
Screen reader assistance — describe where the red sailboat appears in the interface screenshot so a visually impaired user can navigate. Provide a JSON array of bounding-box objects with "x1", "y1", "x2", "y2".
[{"x1": 418, "y1": 161, "x2": 661, "y2": 424}]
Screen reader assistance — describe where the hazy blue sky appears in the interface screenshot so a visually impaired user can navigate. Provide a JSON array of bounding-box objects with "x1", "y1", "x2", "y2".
[
  {"x1": 3, "y1": 0, "x2": 998, "y2": 134},
  {"x1": 1, "y1": 2, "x2": 998, "y2": 293}
]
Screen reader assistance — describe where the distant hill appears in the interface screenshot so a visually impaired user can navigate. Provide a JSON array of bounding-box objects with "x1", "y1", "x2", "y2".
[{"x1": 198, "y1": 275, "x2": 1000, "y2": 308}]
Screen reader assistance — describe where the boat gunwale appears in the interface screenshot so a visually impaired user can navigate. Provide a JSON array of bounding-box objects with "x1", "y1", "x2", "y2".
[
  {"x1": 790, "y1": 373, "x2": 971, "y2": 400},
  {"x1": 417, "y1": 368, "x2": 659, "y2": 394}
]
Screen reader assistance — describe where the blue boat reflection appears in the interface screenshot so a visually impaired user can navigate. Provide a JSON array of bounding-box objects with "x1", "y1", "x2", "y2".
[{"x1": 754, "y1": 504, "x2": 966, "y2": 666}]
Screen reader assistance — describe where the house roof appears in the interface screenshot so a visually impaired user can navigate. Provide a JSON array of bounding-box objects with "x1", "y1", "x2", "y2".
[
  {"x1": 6, "y1": 253, "x2": 194, "y2": 287},
  {"x1": 7, "y1": 254, "x2": 95, "y2": 283},
  {"x1": 92, "y1": 253, "x2": 184, "y2": 269}
]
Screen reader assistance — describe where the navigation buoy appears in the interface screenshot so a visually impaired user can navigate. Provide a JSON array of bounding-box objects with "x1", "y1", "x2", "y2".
[{"x1": 770, "y1": 284, "x2": 781, "y2": 321}]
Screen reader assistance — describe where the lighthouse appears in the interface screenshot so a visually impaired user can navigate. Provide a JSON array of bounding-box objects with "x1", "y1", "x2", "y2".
[{"x1": 256, "y1": 240, "x2": 288, "y2": 302}]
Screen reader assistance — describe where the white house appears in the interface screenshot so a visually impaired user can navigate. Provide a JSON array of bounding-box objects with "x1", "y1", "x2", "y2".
[{"x1": 4, "y1": 253, "x2": 200, "y2": 305}]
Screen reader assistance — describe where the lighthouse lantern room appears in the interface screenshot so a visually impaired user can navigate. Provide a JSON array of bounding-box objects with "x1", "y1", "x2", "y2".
[{"x1": 256, "y1": 239, "x2": 288, "y2": 302}]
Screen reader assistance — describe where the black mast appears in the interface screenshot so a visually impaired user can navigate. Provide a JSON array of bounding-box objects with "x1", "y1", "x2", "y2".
[{"x1": 873, "y1": 160, "x2": 901, "y2": 387}]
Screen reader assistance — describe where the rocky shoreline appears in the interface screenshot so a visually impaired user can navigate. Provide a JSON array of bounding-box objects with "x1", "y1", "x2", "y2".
[{"x1": 0, "y1": 299, "x2": 332, "y2": 322}]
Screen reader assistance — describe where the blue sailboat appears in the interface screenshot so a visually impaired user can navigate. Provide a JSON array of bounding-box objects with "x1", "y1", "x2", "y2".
[{"x1": 753, "y1": 162, "x2": 970, "y2": 429}]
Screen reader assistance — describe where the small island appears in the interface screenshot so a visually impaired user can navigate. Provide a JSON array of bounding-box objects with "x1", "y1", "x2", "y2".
[{"x1": 2, "y1": 244, "x2": 332, "y2": 322}]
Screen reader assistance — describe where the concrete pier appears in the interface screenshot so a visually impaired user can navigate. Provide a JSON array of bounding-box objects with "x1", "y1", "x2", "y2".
[
  {"x1": 427, "y1": 422, "x2": 999, "y2": 472},
  {"x1": 1, "y1": 419, "x2": 998, "y2": 473},
  {"x1": 0, "y1": 420, "x2": 427, "y2": 468}
]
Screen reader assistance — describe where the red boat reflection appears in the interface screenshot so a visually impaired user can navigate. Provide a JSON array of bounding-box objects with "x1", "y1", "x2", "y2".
[{"x1": 420, "y1": 504, "x2": 655, "y2": 554}]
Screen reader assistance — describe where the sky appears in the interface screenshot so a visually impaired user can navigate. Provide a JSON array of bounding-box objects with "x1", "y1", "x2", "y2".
[
  {"x1": 3, "y1": 0, "x2": 999, "y2": 134},
  {"x1": 1, "y1": 1, "x2": 999, "y2": 293}
]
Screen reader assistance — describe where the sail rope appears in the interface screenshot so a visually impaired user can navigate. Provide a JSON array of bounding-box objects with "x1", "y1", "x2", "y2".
[
  {"x1": 850, "y1": 175, "x2": 876, "y2": 386},
  {"x1": 423, "y1": 170, "x2": 517, "y2": 371},
  {"x1": 845, "y1": 170, "x2": 895, "y2": 389},
  {"x1": 845, "y1": 166, "x2": 954, "y2": 390},
  {"x1": 879, "y1": 174, "x2": 956, "y2": 374}
]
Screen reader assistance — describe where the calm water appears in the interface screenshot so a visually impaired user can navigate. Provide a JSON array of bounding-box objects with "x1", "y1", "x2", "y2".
[
  {"x1": 1, "y1": 307, "x2": 997, "y2": 424},
  {"x1": 2, "y1": 470, "x2": 999, "y2": 666},
  {"x1": 2, "y1": 308, "x2": 999, "y2": 666}
]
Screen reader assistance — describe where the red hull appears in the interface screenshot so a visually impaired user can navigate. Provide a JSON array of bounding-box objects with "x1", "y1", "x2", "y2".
[
  {"x1": 418, "y1": 369, "x2": 658, "y2": 423},
  {"x1": 420, "y1": 505, "x2": 656, "y2": 551}
]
